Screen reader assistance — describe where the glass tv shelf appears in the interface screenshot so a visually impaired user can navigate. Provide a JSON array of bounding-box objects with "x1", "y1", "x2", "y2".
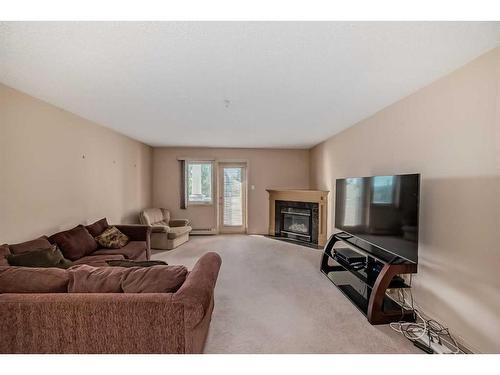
[{"x1": 320, "y1": 232, "x2": 417, "y2": 324}]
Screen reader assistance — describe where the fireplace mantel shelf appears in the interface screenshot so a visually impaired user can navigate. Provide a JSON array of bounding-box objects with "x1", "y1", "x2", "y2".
[
  {"x1": 267, "y1": 189, "x2": 329, "y2": 246},
  {"x1": 266, "y1": 189, "x2": 329, "y2": 194}
]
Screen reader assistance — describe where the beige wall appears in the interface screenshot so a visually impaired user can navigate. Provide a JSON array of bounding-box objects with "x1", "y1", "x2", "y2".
[
  {"x1": 310, "y1": 47, "x2": 500, "y2": 353},
  {"x1": 0, "y1": 84, "x2": 153, "y2": 243},
  {"x1": 153, "y1": 147, "x2": 310, "y2": 234}
]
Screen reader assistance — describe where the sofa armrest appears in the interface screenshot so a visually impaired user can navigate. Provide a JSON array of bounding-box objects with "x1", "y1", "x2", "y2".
[
  {"x1": 0, "y1": 293, "x2": 187, "y2": 353},
  {"x1": 172, "y1": 252, "x2": 222, "y2": 328},
  {"x1": 114, "y1": 224, "x2": 150, "y2": 241},
  {"x1": 114, "y1": 225, "x2": 152, "y2": 260},
  {"x1": 169, "y1": 219, "x2": 190, "y2": 227}
]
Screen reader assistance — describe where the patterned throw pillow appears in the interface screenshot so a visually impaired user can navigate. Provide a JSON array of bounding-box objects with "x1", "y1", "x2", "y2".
[{"x1": 95, "y1": 226, "x2": 129, "y2": 249}]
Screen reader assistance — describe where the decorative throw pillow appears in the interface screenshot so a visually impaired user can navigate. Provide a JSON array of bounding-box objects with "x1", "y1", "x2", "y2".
[
  {"x1": 85, "y1": 218, "x2": 109, "y2": 237},
  {"x1": 8, "y1": 236, "x2": 52, "y2": 255},
  {"x1": 6, "y1": 245, "x2": 73, "y2": 269},
  {"x1": 0, "y1": 244, "x2": 11, "y2": 266},
  {"x1": 49, "y1": 225, "x2": 98, "y2": 260},
  {"x1": 0, "y1": 266, "x2": 70, "y2": 293},
  {"x1": 106, "y1": 259, "x2": 168, "y2": 267},
  {"x1": 95, "y1": 226, "x2": 129, "y2": 249}
]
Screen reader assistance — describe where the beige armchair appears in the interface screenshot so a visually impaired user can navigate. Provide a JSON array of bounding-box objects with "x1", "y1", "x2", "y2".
[{"x1": 139, "y1": 208, "x2": 192, "y2": 250}]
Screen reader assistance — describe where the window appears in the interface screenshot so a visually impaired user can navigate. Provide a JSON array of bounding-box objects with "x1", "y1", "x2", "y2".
[
  {"x1": 372, "y1": 176, "x2": 395, "y2": 204},
  {"x1": 186, "y1": 161, "x2": 213, "y2": 204},
  {"x1": 223, "y1": 167, "x2": 243, "y2": 226}
]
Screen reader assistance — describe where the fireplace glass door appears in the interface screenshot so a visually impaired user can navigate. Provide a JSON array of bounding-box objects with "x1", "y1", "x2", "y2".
[{"x1": 281, "y1": 207, "x2": 312, "y2": 240}]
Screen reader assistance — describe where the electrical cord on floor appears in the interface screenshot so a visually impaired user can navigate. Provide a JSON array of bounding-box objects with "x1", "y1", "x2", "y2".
[{"x1": 387, "y1": 276, "x2": 462, "y2": 354}]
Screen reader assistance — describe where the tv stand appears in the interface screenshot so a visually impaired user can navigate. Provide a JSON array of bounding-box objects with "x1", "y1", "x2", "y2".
[{"x1": 320, "y1": 232, "x2": 417, "y2": 324}]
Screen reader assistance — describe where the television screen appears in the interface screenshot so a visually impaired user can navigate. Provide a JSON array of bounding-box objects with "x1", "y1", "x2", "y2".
[{"x1": 335, "y1": 173, "x2": 420, "y2": 263}]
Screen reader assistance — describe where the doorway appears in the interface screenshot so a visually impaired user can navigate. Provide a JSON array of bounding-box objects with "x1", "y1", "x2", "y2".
[{"x1": 218, "y1": 163, "x2": 247, "y2": 233}]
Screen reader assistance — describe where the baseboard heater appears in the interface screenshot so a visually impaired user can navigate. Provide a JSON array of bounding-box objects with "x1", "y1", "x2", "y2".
[{"x1": 190, "y1": 228, "x2": 217, "y2": 235}]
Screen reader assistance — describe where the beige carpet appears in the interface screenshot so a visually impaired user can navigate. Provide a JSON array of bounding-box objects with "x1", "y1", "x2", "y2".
[{"x1": 152, "y1": 234, "x2": 421, "y2": 354}]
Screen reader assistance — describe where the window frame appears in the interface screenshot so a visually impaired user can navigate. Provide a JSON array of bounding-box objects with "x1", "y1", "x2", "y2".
[{"x1": 184, "y1": 160, "x2": 215, "y2": 206}]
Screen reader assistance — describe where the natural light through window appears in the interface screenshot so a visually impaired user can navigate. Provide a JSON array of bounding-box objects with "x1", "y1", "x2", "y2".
[
  {"x1": 186, "y1": 161, "x2": 213, "y2": 204},
  {"x1": 223, "y1": 167, "x2": 243, "y2": 226},
  {"x1": 372, "y1": 175, "x2": 395, "y2": 204},
  {"x1": 344, "y1": 177, "x2": 363, "y2": 226}
]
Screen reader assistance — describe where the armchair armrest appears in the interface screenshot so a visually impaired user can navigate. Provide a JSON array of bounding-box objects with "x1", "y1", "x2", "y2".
[
  {"x1": 172, "y1": 252, "x2": 221, "y2": 328},
  {"x1": 151, "y1": 225, "x2": 170, "y2": 233},
  {"x1": 169, "y1": 219, "x2": 190, "y2": 227}
]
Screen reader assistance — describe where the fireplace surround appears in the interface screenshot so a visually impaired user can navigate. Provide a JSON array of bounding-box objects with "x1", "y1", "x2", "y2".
[{"x1": 267, "y1": 189, "x2": 329, "y2": 247}]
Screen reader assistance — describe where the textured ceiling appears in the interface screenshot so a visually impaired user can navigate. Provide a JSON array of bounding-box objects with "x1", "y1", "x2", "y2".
[{"x1": 1, "y1": 22, "x2": 500, "y2": 148}]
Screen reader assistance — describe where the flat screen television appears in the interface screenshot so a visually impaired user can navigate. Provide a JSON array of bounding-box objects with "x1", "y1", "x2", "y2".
[{"x1": 335, "y1": 173, "x2": 420, "y2": 263}]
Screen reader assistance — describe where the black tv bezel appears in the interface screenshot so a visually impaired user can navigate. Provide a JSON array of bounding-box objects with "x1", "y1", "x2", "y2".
[{"x1": 334, "y1": 173, "x2": 420, "y2": 265}]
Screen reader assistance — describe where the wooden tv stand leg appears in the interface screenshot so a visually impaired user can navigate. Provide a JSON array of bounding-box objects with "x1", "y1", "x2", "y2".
[{"x1": 367, "y1": 263, "x2": 417, "y2": 325}]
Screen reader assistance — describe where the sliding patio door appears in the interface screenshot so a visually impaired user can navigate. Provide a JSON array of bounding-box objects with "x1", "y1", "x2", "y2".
[{"x1": 218, "y1": 163, "x2": 247, "y2": 233}]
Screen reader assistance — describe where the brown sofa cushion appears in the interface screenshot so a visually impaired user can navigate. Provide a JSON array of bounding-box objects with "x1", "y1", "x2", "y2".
[
  {"x1": 67, "y1": 264, "x2": 187, "y2": 293},
  {"x1": 92, "y1": 241, "x2": 147, "y2": 260},
  {"x1": 0, "y1": 266, "x2": 69, "y2": 293},
  {"x1": 73, "y1": 254, "x2": 125, "y2": 267},
  {"x1": 6, "y1": 245, "x2": 73, "y2": 269},
  {"x1": 85, "y1": 218, "x2": 109, "y2": 237},
  {"x1": 49, "y1": 225, "x2": 97, "y2": 261},
  {"x1": 0, "y1": 244, "x2": 10, "y2": 266},
  {"x1": 8, "y1": 236, "x2": 52, "y2": 255},
  {"x1": 95, "y1": 226, "x2": 129, "y2": 249},
  {"x1": 107, "y1": 259, "x2": 168, "y2": 267},
  {"x1": 121, "y1": 265, "x2": 187, "y2": 293},
  {"x1": 68, "y1": 265, "x2": 127, "y2": 293}
]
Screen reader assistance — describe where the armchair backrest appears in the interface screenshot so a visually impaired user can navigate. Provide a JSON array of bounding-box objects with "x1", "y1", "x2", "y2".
[{"x1": 139, "y1": 208, "x2": 170, "y2": 226}]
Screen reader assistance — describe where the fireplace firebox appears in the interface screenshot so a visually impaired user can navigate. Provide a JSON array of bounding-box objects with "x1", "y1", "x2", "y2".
[
  {"x1": 275, "y1": 200, "x2": 319, "y2": 245},
  {"x1": 281, "y1": 207, "x2": 312, "y2": 240}
]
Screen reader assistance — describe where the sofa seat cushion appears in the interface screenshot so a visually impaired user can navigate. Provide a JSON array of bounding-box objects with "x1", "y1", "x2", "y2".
[
  {"x1": 91, "y1": 241, "x2": 147, "y2": 260},
  {"x1": 67, "y1": 264, "x2": 188, "y2": 293},
  {"x1": 167, "y1": 226, "x2": 192, "y2": 240},
  {"x1": 121, "y1": 265, "x2": 187, "y2": 293},
  {"x1": 68, "y1": 265, "x2": 128, "y2": 293},
  {"x1": 85, "y1": 218, "x2": 109, "y2": 237},
  {"x1": 0, "y1": 266, "x2": 69, "y2": 293},
  {"x1": 49, "y1": 225, "x2": 97, "y2": 260},
  {"x1": 8, "y1": 236, "x2": 52, "y2": 255},
  {"x1": 106, "y1": 259, "x2": 168, "y2": 267},
  {"x1": 73, "y1": 254, "x2": 125, "y2": 267}
]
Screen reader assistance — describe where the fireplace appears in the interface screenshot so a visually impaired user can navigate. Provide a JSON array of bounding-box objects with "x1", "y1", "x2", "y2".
[
  {"x1": 267, "y1": 189, "x2": 329, "y2": 247},
  {"x1": 275, "y1": 200, "x2": 319, "y2": 245}
]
